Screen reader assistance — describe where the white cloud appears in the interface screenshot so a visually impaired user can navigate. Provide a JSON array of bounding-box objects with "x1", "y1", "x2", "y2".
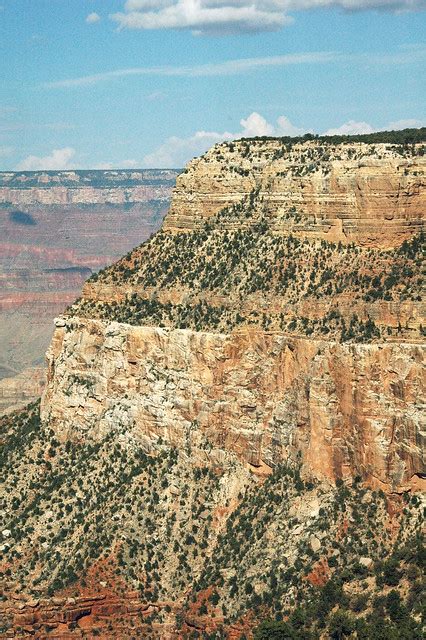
[
  {"x1": 143, "y1": 129, "x2": 234, "y2": 167},
  {"x1": 13, "y1": 114, "x2": 424, "y2": 171},
  {"x1": 142, "y1": 112, "x2": 308, "y2": 167},
  {"x1": 323, "y1": 120, "x2": 375, "y2": 135},
  {"x1": 240, "y1": 112, "x2": 275, "y2": 137},
  {"x1": 42, "y1": 51, "x2": 335, "y2": 89},
  {"x1": 276, "y1": 115, "x2": 308, "y2": 136},
  {"x1": 111, "y1": 0, "x2": 292, "y2": 35},
  {"x1": 387, "y1": 118, "x2": 425, "y2": 130},
  {"x1": 111, "y1": 0, "x2": 423, "y2": 35},
  {"x1": 16, "y1": 147, "x2": 76, "y2": 171},
  {"x1": 282, "y1": 0, "x2": 423, "y2": 8},
  {"x1": 42, "y1": 45, "x2": 426, "y2": 90},
  {"x1": 86, "y1": 12, "x2": 101, "y2": 24},
  {"x1": 142, "y1": 111, "x2": 426, "y2": 168}
]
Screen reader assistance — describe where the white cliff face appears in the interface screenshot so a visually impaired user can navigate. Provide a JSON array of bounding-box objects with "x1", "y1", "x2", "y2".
[
  {"x1": 41, "y1": 317, "x2": 425, "y2": 492},
  {"x1": 0, "y1": 185, "x2": 172, "y2": 205},
  {"x1": 0, "y1": 169, "x2": 178, "y2": 206}
]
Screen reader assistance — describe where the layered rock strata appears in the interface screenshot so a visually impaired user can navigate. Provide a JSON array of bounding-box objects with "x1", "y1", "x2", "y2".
[
  {"x1": 41, "y1": 134, "x2": 426, "y2": 492},
  {"x1": 0, "y1": 169, "x2": 178, "y2": 206},
  {"x1": 165, "y1": 140, "x2": 425, "y2": 247}
]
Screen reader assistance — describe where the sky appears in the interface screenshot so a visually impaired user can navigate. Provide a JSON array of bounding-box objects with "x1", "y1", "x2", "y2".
[{"x1": 0, "y1": 0, "x2": 425, "y2": 169}]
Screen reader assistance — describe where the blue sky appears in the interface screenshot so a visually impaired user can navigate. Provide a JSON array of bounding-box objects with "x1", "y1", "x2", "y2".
[{"x1": 0, "y1": 0, "x2": 425, "y2": 169}]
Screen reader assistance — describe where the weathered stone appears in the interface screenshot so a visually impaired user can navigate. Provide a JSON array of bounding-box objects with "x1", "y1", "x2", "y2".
[
  {"x1": 165, "y1": 139, "x2": 425, "y2": 248},
  {"x1": 359, "y1": 556, "x2": 373, "y2": 568},
  {"x1": 42, "y1": 319, "x2": 425, "y2": 492}
]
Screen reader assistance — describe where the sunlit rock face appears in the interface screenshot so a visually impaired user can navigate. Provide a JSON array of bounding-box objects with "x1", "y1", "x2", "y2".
[
  {"x1": 165, "y1": 139, "x2": 425, "y2": 248},
  {"x1": 41, "y1": 137, "x2": 425, "y2": 493},
  {"x1": 42, "y1": 318, "x2": 424, "y2": 493}
]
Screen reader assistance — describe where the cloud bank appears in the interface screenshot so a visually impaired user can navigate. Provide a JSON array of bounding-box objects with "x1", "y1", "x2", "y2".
[
  {"x1": 111, "y1": 0, "x2": 423, "y2": 35},
  {"x1": 16, "y1": 147, "x2": 76, "y2": 171}
]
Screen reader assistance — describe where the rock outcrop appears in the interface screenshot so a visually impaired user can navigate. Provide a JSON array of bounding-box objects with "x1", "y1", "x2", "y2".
[
  {"x1": 40, "y1": 135, "x2": 425, "y2": 493},
  {"x1": 165, "y1": 139, "x2": 425, "y2": 248},
  {"x1": 2, "y1": 400, "x2": 424, "y2": 638},
  {"x1": 42, "y1": 317, "x2": 424, "y2": 492}
]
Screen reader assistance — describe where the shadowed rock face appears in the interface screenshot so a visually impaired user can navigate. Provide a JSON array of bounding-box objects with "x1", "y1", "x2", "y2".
[{"x1": 42, "y1": 318, "x2": 424, "y2": 492}]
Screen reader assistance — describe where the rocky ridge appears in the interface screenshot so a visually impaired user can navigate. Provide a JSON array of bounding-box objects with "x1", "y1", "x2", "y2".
[{"x1": 164, "y1": 137, "x2": 425, "y2": 247}]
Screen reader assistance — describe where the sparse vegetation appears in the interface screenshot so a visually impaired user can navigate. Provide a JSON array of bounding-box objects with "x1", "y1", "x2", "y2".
[{"x1": 1, "y1": 404, "x2": 424, "y2": 638}]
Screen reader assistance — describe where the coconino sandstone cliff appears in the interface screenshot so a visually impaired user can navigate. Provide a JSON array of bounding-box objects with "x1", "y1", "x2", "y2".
[{"x1": 1, "y1": 130, "x2": 425, "y2": 639}]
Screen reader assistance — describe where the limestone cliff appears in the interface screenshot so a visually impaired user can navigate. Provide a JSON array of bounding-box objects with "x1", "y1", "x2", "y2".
[
  {"x1": 41, "y1": 317, "x2": 424, "y2": 493},
  {"x1": 165, "y1": 139, "x2": 425, "y2": 248}
]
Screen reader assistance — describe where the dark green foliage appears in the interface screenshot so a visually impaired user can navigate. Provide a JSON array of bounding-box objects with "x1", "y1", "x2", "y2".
[
  {"x1": 254, "y1": 620, "x2": 305, "y2": 639},
  {"x1": 239, "y1": 127, "x2": 426, "y2": 147}
]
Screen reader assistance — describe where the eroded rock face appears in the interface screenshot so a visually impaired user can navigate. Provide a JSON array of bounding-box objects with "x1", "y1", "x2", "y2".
[
  {"x1": 165, "y1": 140, "x2": 425, "y2": 248},
  {"x1": 41, "y1": 318, "x2": 425, "y2": 492},
  {"x1": 40, "y1": 138, "x2": 425, "y2": 494}
]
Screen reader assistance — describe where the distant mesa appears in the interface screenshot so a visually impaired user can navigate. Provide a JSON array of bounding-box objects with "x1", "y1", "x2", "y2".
[{"x1": 9, "y1": 210, "x2": 37, "y2": 225}]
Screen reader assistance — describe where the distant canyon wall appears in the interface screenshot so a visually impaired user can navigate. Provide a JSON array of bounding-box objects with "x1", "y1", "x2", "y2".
[
  {"x1": 0, "y1": 169, "x2": 177, "y2": 206},
  {"x1": 0, "y1": 169, "x2": 178, "y2": 413}
]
